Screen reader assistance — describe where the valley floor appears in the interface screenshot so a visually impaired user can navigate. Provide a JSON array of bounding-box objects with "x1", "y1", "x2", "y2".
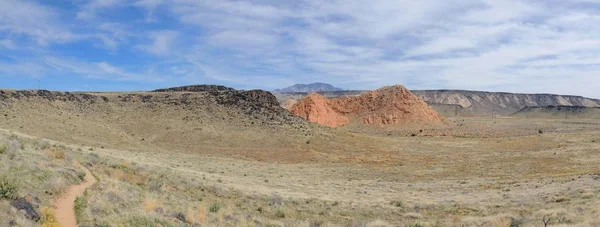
[{"x1": 2, "y1": 117, "x2": 600, "y2": 226}]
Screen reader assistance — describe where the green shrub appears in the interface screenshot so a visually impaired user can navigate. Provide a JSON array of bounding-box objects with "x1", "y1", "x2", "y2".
[
  {"x1": 74, "y1": 196, "x2": 86, "y2": 222},
  {"x1": 0, "y1": 174, "x2": 19, "y2": 200},
  {"x1": 0, "y1": 144, "x2": 6, "y2": 154},
  {"x1": 209, "y1": 203, "x2": 220, "y2": 213},
  {"x1": 76, "y1": 170, "x2": 86, "y2": 181}
]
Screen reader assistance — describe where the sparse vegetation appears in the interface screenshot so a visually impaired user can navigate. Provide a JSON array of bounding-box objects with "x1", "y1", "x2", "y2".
[
  {"x1": 209, "y1": 203, "x2": 220, "y2": 213},
  {"x1": 74, "y1": 196, "x2": 86, "y2": 223},
  {"x1": 0, "y1": 174, "x2": 19, "y2": 200}
]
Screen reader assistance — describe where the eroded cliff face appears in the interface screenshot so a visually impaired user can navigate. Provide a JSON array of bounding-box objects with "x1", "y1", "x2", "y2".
[
  {"x1": 290, "y1": 85, "x2": 446, "y2": 127},
  {"x1": 412, "y1": 90, "x2": 600, "y2": 116}
]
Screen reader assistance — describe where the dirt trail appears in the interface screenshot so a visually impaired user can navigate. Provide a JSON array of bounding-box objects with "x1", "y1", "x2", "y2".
[{"x1": 54, "y1": 163, "x2": 96, "y2": 227}]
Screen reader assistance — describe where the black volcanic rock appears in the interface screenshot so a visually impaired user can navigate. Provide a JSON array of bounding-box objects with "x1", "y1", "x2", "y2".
[
  {"x1": 274, "y1": 83, "x2": 343, "y2": 93},
  {"x1": 153, "y1": 85, "x2": 234, "y2": 93}
]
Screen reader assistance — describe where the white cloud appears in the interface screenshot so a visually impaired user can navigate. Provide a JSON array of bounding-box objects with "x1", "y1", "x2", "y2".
[
  {"x1": 0, "y1": 0, "x2": 79, "y2": 45},
  {"x1": 137, "y1": 30, "x2": 178, "y2": 56},
  {"x1": 0, "y1": 39, "x2": 15, "y2": 49},
  {"x1": 76, "y1": 0, "x2": 124, "y2": 20},
  {"x1": 2, "y1": 0, "x2": 600, "y2": 97},
  {"x1": 45, "y1": 57, "x2": 156, "y2": 82}
]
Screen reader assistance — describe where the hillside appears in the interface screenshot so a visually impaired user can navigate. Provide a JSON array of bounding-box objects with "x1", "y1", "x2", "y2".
[
  {"x1": 274, "y1": 83, "x2": 343, "y2": 93},
  {"x1": 289, "y1": 85, "x2": 446, "y2": 127},
  {"x1": 0, "y1": 87, "x2": 340, "y2": 162},
  {"x1": 512, "y1": 106, "x2": 600, "y2": 119}
]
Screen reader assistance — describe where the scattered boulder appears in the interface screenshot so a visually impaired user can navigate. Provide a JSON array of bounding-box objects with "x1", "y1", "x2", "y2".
[{"x1": 10, "y1": 197, "x2": 40, "y2": 221}]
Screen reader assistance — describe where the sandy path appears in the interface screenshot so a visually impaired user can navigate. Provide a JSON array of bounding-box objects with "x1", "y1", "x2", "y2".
[{"x1": 54, "y1": 163, "x2": 96, "y2": 227}]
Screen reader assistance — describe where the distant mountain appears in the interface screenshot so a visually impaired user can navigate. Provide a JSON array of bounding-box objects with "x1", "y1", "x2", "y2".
[{"x1": 274, "y1": 83, "x2": 343, "y2": 93}]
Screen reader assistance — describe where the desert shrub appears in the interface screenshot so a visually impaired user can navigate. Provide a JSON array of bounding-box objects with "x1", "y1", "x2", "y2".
[
  {"x1": 390, "y1": 200, "x2": 404, "y2": 208},
  {"x1": 40, "y1": 207, "x2": 60, "y2": 227},
  {"x1": 0, "y1": 174, "x2": 19, "y2": 200},
  {"x1": 76, "y1": 170, "x2": 86, "y2": 181},
  {"x1": 510, "y1": 218, "x2": 523, "y2": 227},
  {"x1": 275, "y1": 209, "x2": 285, "y2": 219},
  {"x1": 0, "y1": 144, "x2": 6, "y2": 154},
  {"x1": 209, "y1": 203, "x2": 220, "y2": 213},
  {"x1": 38, "y1": 140, "x2": 51, "y2": 150},
  {"x1": 147, "y1": 179, "x2": 163, "y2": 192},
  {"x1": 269, "y1": 194, "x2": 283, "y2": 206},
  {"x1": 74, "y1": 196, "x2": 86, "y2": 222},
  {"x1": 88, "y1": 152, "x2": 100, "y2": 164},
  {"x1": 45, "y1": 177, "x2": 67, "y2": 196}
]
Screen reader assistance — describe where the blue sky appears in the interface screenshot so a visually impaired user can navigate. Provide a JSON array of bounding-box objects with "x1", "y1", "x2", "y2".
[{"x1": 1, "y1": 0, "x2": 600, "y2": 98}]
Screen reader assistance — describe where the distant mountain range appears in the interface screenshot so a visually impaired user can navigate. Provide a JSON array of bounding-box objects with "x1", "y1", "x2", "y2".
[
  {"x1": 274, "y1": 83, "x2": 343, "y2": 93},
  {"x1": 274, "y1": 85, "x2": 600, "y2": 116}
]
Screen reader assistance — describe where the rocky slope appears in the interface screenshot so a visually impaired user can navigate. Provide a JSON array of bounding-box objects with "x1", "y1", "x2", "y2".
[
  {"x1": 274, "y1": 83, "x2": 343, "y2": 93},
  {"x1": 289, "y1": 85, "x2": 446, "y2": 127}
]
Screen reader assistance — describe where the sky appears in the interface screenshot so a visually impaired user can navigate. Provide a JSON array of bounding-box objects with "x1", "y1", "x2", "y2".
[{"x1": 1, "y1": 0, "x2": 600, "y2": 98}]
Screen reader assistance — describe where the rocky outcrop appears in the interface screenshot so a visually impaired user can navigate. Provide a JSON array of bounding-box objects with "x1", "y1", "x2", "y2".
[
  {"x1": 290, "y1": 94, "x2": 349, "y2": 128},
  {"x1": 290, "y1": 85, "x2": 446, "y2": 127},
  {"x1": 330, "y1": 85, "x2": 446, "y2": 126},
  {"x1": 0, "y1": 90, "x2": 105, "y2": 103},
  {"x1": 153, "y1": 85, "x2": 234, "y2": 93}
]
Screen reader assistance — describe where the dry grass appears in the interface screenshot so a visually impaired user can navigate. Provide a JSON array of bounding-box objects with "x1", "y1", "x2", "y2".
[
  {"x1": 0, "y1": 133, "x2": 84, "y2": 226},
  {"x1": 1, "y1": 92, "x2": 600, "y2": 225}
]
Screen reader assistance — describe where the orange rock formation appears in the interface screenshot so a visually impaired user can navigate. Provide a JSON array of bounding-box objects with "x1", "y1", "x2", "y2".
[
  {"x1": 289, "y1": 93, "x2": 349, "y2": 128},
  {"x1": 290, "y1": 85, "x2": 446, "y2": 127}
]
